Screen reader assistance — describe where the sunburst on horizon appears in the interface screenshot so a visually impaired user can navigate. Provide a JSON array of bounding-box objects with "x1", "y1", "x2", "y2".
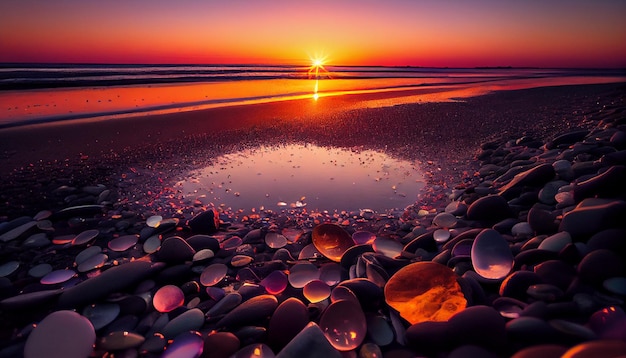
[{"x1": 308, "y1": 55, "x2": 329, "y2": 100}]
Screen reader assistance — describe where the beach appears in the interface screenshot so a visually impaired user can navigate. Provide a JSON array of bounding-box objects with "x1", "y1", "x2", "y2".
[
  {"x1": 1, "y1": 81, "x2": 626, "y2": 357},
  {"x1": 1, "y1": 82, "x2": 623, "y2": 215}
]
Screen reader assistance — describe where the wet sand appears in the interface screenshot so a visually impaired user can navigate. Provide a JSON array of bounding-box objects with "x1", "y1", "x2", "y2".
[{"x1": 0, "y1": 82, "x2": 624, "y2": 217}]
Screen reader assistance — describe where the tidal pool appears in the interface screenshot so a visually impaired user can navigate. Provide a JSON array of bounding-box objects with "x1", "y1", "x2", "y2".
[{"x1": 177, "y1": 144, "x2": 425, "y2": 213}]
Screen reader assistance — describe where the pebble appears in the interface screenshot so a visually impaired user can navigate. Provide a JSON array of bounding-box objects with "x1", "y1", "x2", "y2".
[
  {"x1": 319, "y1": 299, "x2": 367, "y2": 351},
  {"x1": 312, "y1": 223, "x2": 354, "y2": 262},
  {"x1": 466, "y1": 194, "x2": 512, "y2": 222},
  {"x1": 187, "y1": 209, "x2": 220, "y2": 234},
  {"x1": 471, "y1": 229, "x2": 514, "y2": 280},
  {"x1": 58, "y1": 261, "x2": 154, "y2": 308},
  {"x1": 276, "y1": 322, "x2": 342, "y2": 358},
  {"x1": 385, "y1": 262, "x2": 466, "y2": 324},
  {"x1": 24, "y1": 310, "x2": 96, "y2": 358},
  {"x1": 162, "y1": 308, "x2": 205, "y2": 339},
  {"x1": 157, "y1": 236, "x2": 196, "y2": 263},
  {"x1": 203, "y1": 332, "x2": 240, "y2": 358},
  {"x1": 215, "y1": 294, "x2": 278, "y2": 328},
  {"x1": 267, "y1": 297, "x2": 309, "y2": 351},
  {"x1": 559, "y1": 199, "x2": 626, "y2": 240}
]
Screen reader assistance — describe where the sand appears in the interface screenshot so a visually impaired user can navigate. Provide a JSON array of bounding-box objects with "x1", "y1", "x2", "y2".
[{"x1": 0, "y1": 82, "x2": 624, "y2": 217}]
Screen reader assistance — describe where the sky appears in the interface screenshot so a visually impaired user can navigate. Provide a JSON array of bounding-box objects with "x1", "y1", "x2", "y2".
[{"x1": 1, "y1": 0, "x2": 625, "y2": 68}]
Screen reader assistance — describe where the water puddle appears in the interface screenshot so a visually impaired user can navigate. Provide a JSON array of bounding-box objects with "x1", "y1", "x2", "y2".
[{"x1": 176, "y1": 144, "x2": 425, "y2": 213}]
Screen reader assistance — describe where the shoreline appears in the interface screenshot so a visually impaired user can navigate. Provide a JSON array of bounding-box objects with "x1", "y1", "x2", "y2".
[{"x1": 0, "y1": 82, "x2": 624, "y2": 218}]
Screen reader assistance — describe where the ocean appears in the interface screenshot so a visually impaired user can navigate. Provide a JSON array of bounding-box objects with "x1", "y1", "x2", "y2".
[{"x1": 0, "y1": 64, "x2": 624, "y2": 128}]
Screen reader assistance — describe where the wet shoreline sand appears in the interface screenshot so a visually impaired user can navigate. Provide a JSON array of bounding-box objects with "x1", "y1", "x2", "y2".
[
  {"x1": 1, "y1": 82, "x2": 624, "y2": 217},
  {"x1": 0, "y1": 81, "x2": 625, "y2": 357}
]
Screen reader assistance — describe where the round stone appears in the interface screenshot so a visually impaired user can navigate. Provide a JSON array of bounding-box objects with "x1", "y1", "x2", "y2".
[
  {"x1": 261, "y1": 270, "x2": 288, "y2": 295},
  {"x1": 200, "y1": 263, "x2": 228, "y2": 287},
  {"x1": 28, "y1": 263, "x2": 53, "y2": 278},
  {"x1": 192, "y1": 249, "x2": 214, "y2": 262},
  {"x1": 83, "y1": 303, "x2": 120, "y2": 330},
  {"x1": 72, "y1": 229, "x2": 99, "y2": 246},
  {"x1": 587, "y1": 306, "x2": 626, "y2": 340},
  {"x1": 319, "y1": 263, "x2": 341, "y2": 286},
  {"x1": 153, "y1": 285, "x2": 185, "y2": 313},
  {"x1": 466, "y1": 195, "x2": 512, "y2": 222},
  {"x1": 143, "y1": 235, "x2": 161, "y2": 254},
  {"x1": 108, "y1": 235, "x2": 138, "y2": 252},
  {"x1": 215, "y1": 295, "x2": 278, "y2": 328},
  {"x1": 267, "y1": 297, "x2": 309, "y2": 350},
  {"x1": 204, "y1": 332, "x2": 240, "y2": 358},
  {"x1": 40, "y1": 269, "x2": 76, "y2": 285},
  {"x1": 231, "y1": 255, "x2": 253, "y2": 267},
  {"x1": 366, "y1": 315, "x2": 394, "y2": 346},
  {"x1": 77, "y1": 253, "x2": 108, "y2": 273},
  {"x1": 298, "y1": 243, "x2": 323, "y2": 260},
  {"x1": 146, "y1": 215, "x2": 163, "y2": 228},
  {"x1": 319, "y1": 299, "x2": 367, "y2": 351},
  {"x1": 0, "y1": 261, "x2": 19, "y2": 277},
  {"x1": 288, "y1": 262, "x2": 319, "y2": 288},
  {"x1": 207, "y1": 293, "x2": 242, "y2": 317},
  {"x1": 157, "y1": 236, "x2": 196, "y2": 263},
  {"x1": 433, "y1": 229, "x2": 451, "y2": 243},
  {"x1": 471, "y1": 229, "x2": 513, "y2": 280},
  {"x1": 384, "y1": 262, "x2": 466, "y2": 324},
  {"x1": 303, "y1": 280, "x2": 330, "y2": 303},
  {"x1": 162, "y1": 308, "x2": 205, "y2": 339},
  {"x1": 312, "y1": 224, "x2": 354, "y2": 262},
  {"x1": 162, "y1": 331, "x2": 204, "y2": 358},
  {"x1": 511, "y1": 222, "x2": 533, "y2": 238},
  {"x1": 24, "y1": 310, "x2": 95, "y2": 358},
  {"x1": 538, "y1": 231, "x2": 571, "y2": 252},
  {"x1": 372, "y1": 237, "x2": 403, "y2": 258},
  {"x1": 432, "y1": 212, "x2": 457, "y2": 228},
  {"x1": 75, "y1": 246, "x2": 102, "y2": 266},
  {"x1": 265, "y1": 232, "x2": 287, "y2": 249},
  {"x1": 578, "y1": 249, "x2": 625, "y2": 283}
]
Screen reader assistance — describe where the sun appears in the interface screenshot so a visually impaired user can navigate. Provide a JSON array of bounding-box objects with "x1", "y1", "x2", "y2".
[
  {"x1": 312, "y1": 58, "x2": 324, "y2": 68},
  {"x1": 308, "y1": 54, "x2": 328, "y2": 79}
]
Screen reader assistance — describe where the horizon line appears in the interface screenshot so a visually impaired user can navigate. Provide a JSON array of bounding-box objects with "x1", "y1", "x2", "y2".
[{"x1": 1, "y1": 61, "x2": 625, "y2": 71}]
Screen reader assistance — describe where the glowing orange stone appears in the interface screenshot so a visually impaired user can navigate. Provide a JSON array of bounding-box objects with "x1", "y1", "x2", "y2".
[
  {"x1": 384, "y1": 262, "x2": 466, "y2": 324},
  {"x1": 312, "y1": 224, "x2": 354, "y2": 262}
]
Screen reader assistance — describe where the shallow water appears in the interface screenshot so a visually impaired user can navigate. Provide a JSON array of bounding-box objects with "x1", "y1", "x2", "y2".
[
  {"x1": 1, "y1": 65, "x2": 624, "y2": 127},
  {"x1": 176, "y1": 143, "x2": 425, "y2": 213}
]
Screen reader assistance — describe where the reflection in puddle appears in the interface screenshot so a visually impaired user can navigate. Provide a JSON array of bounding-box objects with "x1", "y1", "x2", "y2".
[{"x1": 177, "y1": 144, "x2": 425, "y2": 213}]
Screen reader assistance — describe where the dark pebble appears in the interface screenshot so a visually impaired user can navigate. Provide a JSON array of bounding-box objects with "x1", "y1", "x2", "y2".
[
  {"x1": 215, "y1": 294, "x2": 278, "y2": 329},
  {"x1": 534, "y1": 260, "x2": 576, "y2": 290},
  {"x1": 577, "y1": 249, "x2": 625, "y2": 284},
  {"x1": 448, "y1": 305, "x2": 507, "y2": 351},
  {"x1": 187, "y1": 209, "x2": 219, "y2": 234},
  {"x1": 267, "y1": 297, "x2": 309, "y2": 351},
  {"x1": 559, "y1": 199, "x2": 626, "y2": 240},
  {"x1": 499, "y1": 164, "x2": 555, "y2": 200},
  {"x1": 466, "y1": 195, "x2": 512, "y2": 223},
  {"x1": 58, "y1": 261, "x2": 155, "y2": 308},
  {"x1": 156, "y1": 236, "x2": 196, "y2": 263},
  {"x1": 500, "y1": 271, "x2": 543, "y2": 301}
]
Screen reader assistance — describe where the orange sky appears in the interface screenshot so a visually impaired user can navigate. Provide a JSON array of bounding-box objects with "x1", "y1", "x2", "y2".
[{"x1": 1, "y1": 0, "x2": 625, "y2": 67}]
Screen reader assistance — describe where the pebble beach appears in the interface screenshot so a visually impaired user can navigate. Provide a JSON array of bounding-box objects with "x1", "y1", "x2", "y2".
[{"x1": 1, "y1": 82, "x2": 626, "y2": 357}]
